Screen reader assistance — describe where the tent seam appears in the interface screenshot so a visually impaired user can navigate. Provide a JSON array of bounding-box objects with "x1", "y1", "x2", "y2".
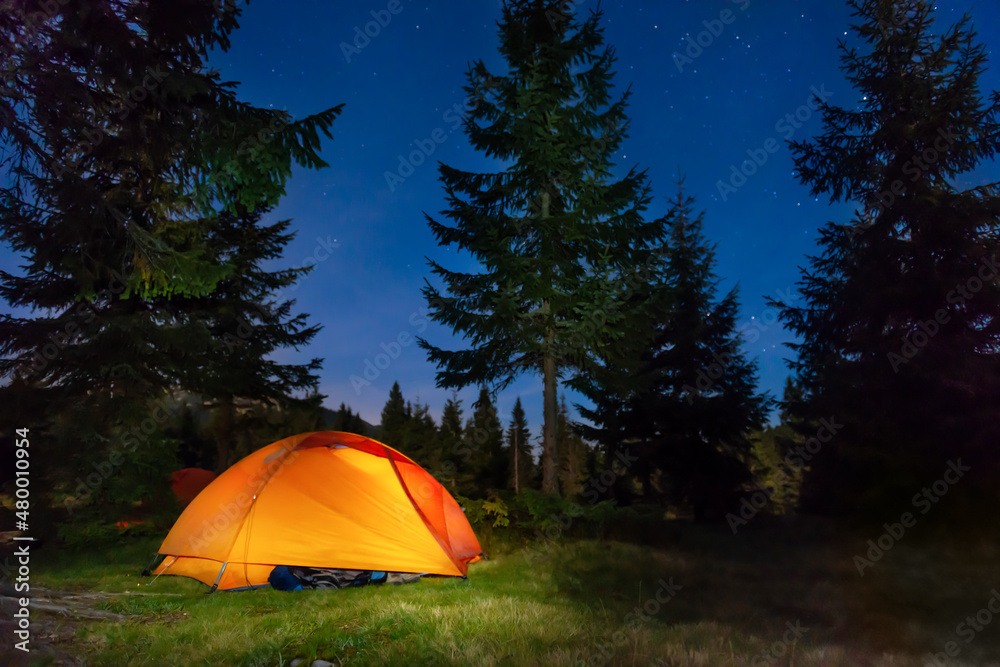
[
  {"x1": 214, "y1": 436, "x2": 307, "y2": 581},
  {"x1": 382, "y1": 445, "x2": 465, "y2": 576}
]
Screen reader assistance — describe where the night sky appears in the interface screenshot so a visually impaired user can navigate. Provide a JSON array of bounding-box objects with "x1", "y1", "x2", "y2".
[{"x1": 6, "y1": 0, "x2": 1000, "y2": 431}]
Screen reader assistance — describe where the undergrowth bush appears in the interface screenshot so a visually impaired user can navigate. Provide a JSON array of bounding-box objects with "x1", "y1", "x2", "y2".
[
  {"x1": 455, "y1": 490, "x2": 672, "y2": 555},
  {"x1": 57, "y1": 508, "x2": 176, "y2": 549}
]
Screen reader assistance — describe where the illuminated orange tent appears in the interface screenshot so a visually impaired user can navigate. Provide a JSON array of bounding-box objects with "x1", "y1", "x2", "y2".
[{"x1": 152, "y1": 431, "x2": 482, "y2": 591}]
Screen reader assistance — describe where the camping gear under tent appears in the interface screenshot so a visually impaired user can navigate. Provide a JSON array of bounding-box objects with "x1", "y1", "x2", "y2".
[{"x1": 151, "y1": 431, "x2": 483, "y2": 591}]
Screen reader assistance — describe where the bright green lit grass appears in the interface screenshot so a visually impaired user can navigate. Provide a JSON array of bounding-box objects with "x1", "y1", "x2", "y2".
[{"x1": 24, "y1": 522, "x2": 1000, "y2": 666}]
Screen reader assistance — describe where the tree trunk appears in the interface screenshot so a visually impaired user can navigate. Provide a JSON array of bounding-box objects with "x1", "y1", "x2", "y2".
[
  {"x1": 541, "y1": 343, "x2": 560, "y2": 496},
  {"x1": 539, "y1": 186, "x2": 560, "y2": 496},
  {"x1": 513, "y1": 427, "x2": 520, "y2": 495}
]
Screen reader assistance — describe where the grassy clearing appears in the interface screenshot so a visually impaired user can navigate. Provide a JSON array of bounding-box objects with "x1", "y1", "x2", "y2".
[{"x1": 9, "y1": 519, "x2": 1000, "y2": 666}]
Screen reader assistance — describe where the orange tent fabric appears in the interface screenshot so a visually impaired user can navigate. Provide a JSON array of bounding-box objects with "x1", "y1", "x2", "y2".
[
  {"x1": 152, "y1": 431, "x2": 482, "y2": 591},
  {"x1": 169, "y1": 468, "x2": 217, "y2": 506}
]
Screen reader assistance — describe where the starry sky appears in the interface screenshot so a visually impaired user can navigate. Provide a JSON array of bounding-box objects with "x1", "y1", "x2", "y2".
[{"x1": 5, "y1": 0, "x2": 1000, "y2": 433}]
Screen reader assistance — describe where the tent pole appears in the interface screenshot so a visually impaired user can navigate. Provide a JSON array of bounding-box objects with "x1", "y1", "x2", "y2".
[{"x1": 209, "y1": 562, "x2": 228, "y2": 594}]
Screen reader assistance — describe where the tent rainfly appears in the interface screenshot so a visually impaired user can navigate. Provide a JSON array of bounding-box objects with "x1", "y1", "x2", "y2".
[{"x1": 152, "y1": 431, "x2": 483, "y2": 591}]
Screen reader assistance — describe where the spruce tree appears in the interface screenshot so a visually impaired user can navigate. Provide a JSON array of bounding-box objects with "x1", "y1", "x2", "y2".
[
  {"x1": 0, "y1": 1, "x2": 340, "y2": 497},
  {"x1": 464, "y1": 388, "x2": 505, "y2": 496},
  {"x1": 573, "y1": 324, "x2": 647, "y2": 504},
  {"x1": 578, "y1": 182, "x2": 769, "y2": 518},
  {"x1": 237, "y1": 391, "x2": 326, "y2": 461},
  {"x1": 378, "y1": 381, "x2": 409, "y2": 446},
  {"x1": 776, "y1": 0, "x2": 1000, "y2": 513},
  {"x1": 170, "y1": 206, "x2": 323, "y2": 471},
  {"x1": 419, "y1": 0, "x2": 658, "y2": 495},
  {"x1": 556, "y1": 396, "x2": 587, "y2": 498},
  {"x1": 653, "y1": 185, "x2": 767, "y2": 518},
  {"x1": 330, "y1": 402, "x2": 366, "y2": 434},
  {"x1": 439, "y1": 394, "x2": 471, "y2": 494},
  {"x1": 506, "y1": 397, "x2": 534, "y2": 494},
  {"x1": 0, "y1": 1, "x2": 340, "y2": 301},
  {"x1": 404, "y1": 402, "x2": 440, "y2": 471},
  {"x1": 746, "y1": 379, "x2": 809, "y2": 515}
]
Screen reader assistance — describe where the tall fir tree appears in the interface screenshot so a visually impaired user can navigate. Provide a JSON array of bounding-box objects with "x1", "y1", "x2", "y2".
[
  {"x1": 330, "y1": 402, "x2": 366, "y2": 434},
  {"x1": 651, "y1": 183, "x2": 768, "y2": 518},
  {"x1": 573, "y1": 316, "x2": 648, "y2": 504},
  {"x1": 556, "y1": 396, "x2": 588, "y2": 499},
  {"x1": 171, "y1": 206, "x2": 323, "y2": 471},
  {"x1": 0, "y1": 0, "x2": 340, "y2": 301},
  {"x1": 418, "y1": 0, "x2": 659, "y2": 495},
  {"x1": 0, "y1": 1, "x2": 339, "y2": 501},
  {"x1": 506, "y1": 397, "x2": 534, "y2": 494},
  {"x1": 438, "y1": 393, "x2": 471, "y2": 495},
  {"x1": 578, "y1": 181, "x2": 769, "y2": 518},
  {"x1": 747, "y1": 379, "x2": 809, "y2": 517},
  {"x1": 404, "y1": 402, "x2": 441, "y2": 472},
  {"x1": 235, "y1": 391, "x2": 326, "y2": 462},
  {"x1": 464, "y1": 387, "x2": 505, "y2": 496},
  {"x1": 378, "y1": 381, "x2": 410, "y2": 446},
  {"x1": 776, "y1": 0, "x2": 1000, "y2": 514}
]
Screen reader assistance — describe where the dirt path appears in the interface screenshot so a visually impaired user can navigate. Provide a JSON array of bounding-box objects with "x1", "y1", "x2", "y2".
[{"x1": 0, "y1": 584, "x2": 171, "y2": 666}]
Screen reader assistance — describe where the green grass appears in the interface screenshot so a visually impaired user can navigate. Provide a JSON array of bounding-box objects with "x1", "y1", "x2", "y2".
[{"x1": 15, "y1": 519, "x2": 1000, "y2": 666}]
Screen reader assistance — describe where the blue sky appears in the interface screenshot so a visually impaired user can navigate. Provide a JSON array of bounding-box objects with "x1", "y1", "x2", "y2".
[{"x1": 4, "y1": 0, "x2": 1000, "y2": 435}]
